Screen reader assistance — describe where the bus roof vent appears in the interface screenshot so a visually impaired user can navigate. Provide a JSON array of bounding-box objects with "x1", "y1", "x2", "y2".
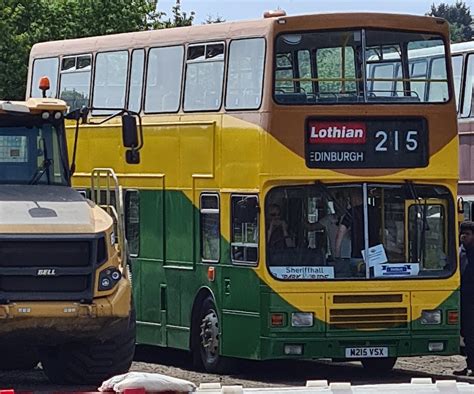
[{"x1": 263, "y1": 9, "x2": 287, "y2": 18}]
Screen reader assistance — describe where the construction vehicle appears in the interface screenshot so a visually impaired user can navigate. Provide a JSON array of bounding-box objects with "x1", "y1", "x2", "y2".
[{"x1": 0, "y1": 93, "x2": 140, "y2": 384}]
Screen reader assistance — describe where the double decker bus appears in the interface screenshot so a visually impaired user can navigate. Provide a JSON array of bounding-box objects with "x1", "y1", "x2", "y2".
[
  {"x1": 27, "y1": 11, "x2": 460, "y2": 373},
  {"x1": 444, "y1": 41, "x2": 474, "y2": 219}
]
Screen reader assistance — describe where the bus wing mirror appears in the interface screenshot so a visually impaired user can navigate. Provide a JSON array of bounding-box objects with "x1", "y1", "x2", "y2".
[
  {"x1": 126, "y1": 149, "x2": 140, "y2": 165},
  {"x1": 122, "y1": 114, "x2": 139, "y2": 148},
  {"x1": 122, "y1": 114, "x2": 141, "y2": 164}
]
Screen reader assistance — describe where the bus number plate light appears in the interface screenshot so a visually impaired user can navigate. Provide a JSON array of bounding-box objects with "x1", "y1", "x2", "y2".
[
  {"x1": 284, "y1": 344, "x2": 303, "y2": 355},
  {"x1": 428, "y1": 342, "x2": 444, "y2": 352}
]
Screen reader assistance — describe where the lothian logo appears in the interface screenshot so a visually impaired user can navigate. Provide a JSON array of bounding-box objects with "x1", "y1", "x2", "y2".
[{"x1": 309, "y1": 121, "x2": 367, "y2": 144}]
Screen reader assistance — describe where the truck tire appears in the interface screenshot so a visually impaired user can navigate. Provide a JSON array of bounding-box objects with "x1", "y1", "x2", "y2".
[
  {"x1": 40, "y1": 308, "x2": 136, "y2": 385},
  {"x1": 0, "y1": 347, "x2": 38, "y2": 370}
]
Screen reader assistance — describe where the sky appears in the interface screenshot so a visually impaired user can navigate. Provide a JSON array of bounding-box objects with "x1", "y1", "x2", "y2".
[{"x1": 157, "y1": 0, "x2": 474, "y2": 24}]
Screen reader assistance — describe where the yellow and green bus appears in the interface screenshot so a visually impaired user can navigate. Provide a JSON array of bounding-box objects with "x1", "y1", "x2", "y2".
[{"x1": 27, "y1": 11, "x2": 460, "y2": 373}]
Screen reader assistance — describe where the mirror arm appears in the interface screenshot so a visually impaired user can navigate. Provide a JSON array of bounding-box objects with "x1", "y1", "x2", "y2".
[
  {"x1": 136, "y1": 112, "x2": 144, "y2": 151},
  {"x1": 69, "y1": 117, "x2": 81, "y2": 176},
  {"x1": 85, "y1": 107, "x2": 126, "y2": 125},
  {"x1": 82, "y1": 108, "x2": 143, "y2": 152}
]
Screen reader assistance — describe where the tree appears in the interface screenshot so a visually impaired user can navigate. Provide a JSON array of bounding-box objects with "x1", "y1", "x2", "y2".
[
  {"x1": 204, "y1": 14, "x2": 226, "y2": 24},
  {"x1": 0, "y1": 0, "x2": 193, "y2": 100},
  {"x1": 427, "y1": 1, "x2": 473, "y2": 43},
  {"x1": 159, "y1": 0, "x2": 195, "y2": 28}
]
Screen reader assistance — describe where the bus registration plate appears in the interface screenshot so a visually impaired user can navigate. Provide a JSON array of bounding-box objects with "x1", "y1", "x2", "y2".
[{"x1": 345, "y1": 347, "x2": 388, "y2": 358}]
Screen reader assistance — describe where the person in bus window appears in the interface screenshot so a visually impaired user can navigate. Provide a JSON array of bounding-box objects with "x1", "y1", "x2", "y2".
[
  {"x1": 267, "y1": 203, "x2": 294, "y2": 249},
  {"x1": 454, "y1": 221, "x2": 474, "y2": 376},
  {"x1": 334, "y1": 188, "x2": 380, "y2": 259},
  {"x1": 317, "y1": 193, "x2": 351, "y2": 258}
]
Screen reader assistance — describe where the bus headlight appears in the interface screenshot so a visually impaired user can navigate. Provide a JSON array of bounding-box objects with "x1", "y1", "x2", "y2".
[
  {"x1": 421, "y1": 310, "x2": 442, "y2": 325},
  {"x1": 291, "y1": 312, "x2": 313, "y2": 327}
]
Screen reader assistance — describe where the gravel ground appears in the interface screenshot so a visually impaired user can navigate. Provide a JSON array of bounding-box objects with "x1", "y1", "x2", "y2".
[{"x1": 1, "y1": 348, "x2": 474, "y2": 391}]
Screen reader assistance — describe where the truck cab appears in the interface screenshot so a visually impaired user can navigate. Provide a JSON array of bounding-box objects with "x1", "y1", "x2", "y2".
[{"x1": 0, "y1": 98, "x2": 135, "y2": 385}]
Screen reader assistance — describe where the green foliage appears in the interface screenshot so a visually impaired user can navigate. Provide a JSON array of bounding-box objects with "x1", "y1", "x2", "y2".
[
  {"x1": 0, "y1": 0, "x2": 195, "y2": 100},
  {"x1": 427, "y1": 1, "x2": 473, "y2": 43},
  {"x1": 204, "y1": 14, "x2": 226, "y2": 24},
  {"x1": 159, "y1": 0, "x2": 194, "y2": 28}
]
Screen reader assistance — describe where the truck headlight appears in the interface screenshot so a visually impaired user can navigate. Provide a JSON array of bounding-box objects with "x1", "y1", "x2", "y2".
[
  {"x1": 421, "y1": 310, "x2": 442, "y2": 325},
  {"x1": 291, "y1": 312, "x2": 313, "y2": 327},
  {"x1": 98, "y1": 267, "x2": 122, "y2": 291}
]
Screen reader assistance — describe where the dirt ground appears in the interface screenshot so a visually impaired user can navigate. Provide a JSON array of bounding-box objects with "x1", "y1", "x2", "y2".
[{"x1": 1, "y1": 350, "x2": 474, "y2": 391}]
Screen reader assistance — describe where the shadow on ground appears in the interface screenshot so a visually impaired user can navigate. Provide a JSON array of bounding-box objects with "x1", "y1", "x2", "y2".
[{"x1": 133, "y1": 345, "x2": 439, "y2": 386}]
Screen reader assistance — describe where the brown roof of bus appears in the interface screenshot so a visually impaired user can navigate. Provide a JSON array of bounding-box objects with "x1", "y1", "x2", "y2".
[{"x1": 30, "y1": 12, "x2": 448, "y2": 58}]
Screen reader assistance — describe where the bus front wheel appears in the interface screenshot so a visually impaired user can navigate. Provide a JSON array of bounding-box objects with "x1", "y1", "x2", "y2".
[
  {"x1": 194, "y1": 296, "x2": 229, "y2": 373},
  {"x1": 361, "y1": 357, "x2": 397, "y2": 373}
]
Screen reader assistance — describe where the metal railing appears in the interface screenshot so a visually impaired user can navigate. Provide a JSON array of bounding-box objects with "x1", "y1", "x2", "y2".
[{"x1": 90, "y1": 168, "x2": 127, "y2": 267}]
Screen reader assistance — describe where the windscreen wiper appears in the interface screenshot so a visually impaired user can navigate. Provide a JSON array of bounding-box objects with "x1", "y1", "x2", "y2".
[{"x1": 29, "y1": 159, "x2": 52, "y2": 185}]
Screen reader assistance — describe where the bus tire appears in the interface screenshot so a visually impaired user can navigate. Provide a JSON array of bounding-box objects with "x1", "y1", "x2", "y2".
[
  {"x1": 40, "y1": 308, "x2": 136, "y2": 384},
  {"x1": 194, "y1": 296, "x2": 229, "y2": 373},
  {"x1": 0, "y1": 347, "x2": 39, "y2": 370},
  {"x1": 361, "y1": 357, "x2": 397, "y2": 373}
]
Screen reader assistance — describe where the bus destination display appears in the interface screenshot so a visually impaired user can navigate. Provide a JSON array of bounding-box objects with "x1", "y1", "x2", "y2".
[{"x1": 305, "y1": 118, "x2": 428, "y2": 169}]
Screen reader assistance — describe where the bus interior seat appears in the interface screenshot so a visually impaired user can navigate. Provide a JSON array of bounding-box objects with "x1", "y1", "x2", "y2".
[
  {"x1": 367, "y1": 95, "x2": 420, "y2": 102},
  {"x1": 275, "y1": 93, "x2": 307, "y2": 104}
]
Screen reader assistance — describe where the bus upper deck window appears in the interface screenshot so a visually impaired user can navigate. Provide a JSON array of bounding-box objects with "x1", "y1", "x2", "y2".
[
  {"x1": 226, "y1": 38, "x2": 265, "y2": 110},
  {"x1": 145, "y1": 46, "x2": 184, "y2": 114},
  {"x1": 184, "y1": 42, "x2": 225, "y2": 112},
  {"x1": 31, "y1": 57, "x2": 59, "y2": 99},
  {"x1": 274, "y1": 29, "x2": 449, "y2": 105},
  {"x1": 59, "y1": 54, "x2": 92, "y2": 111}
]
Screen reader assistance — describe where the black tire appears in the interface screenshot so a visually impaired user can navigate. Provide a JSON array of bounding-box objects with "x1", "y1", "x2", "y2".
[
  {"x1": 361, "y1": 357, "x2": 397, "y2": 373},
  {"x1": 0, "y1": 347, "x2": 39, "y2": 370},
  {"x1": 40, "y1": 308, "x2": 136, "y2": 385},
  {"x1": 192, "y1": 296, "x2": 229, "y2": 373}
]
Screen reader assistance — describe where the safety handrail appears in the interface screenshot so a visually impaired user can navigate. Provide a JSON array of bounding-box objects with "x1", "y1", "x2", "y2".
[{"x1": 90, "y1": 168, "x2": 127, "y2": 268}]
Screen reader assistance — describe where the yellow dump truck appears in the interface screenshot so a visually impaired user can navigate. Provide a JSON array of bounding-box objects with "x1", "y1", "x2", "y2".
[{"x1": 0, "y1": 98, "x2": 136, "y2": 384}]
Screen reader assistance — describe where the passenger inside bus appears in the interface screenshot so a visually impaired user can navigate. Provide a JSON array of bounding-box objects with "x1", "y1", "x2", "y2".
[
  {"x1": 335, "y1": 188, "x2": 381, "y2": 258},
  {"x1": 267, "y1": 203, "x2": 295, "y2": 249}
]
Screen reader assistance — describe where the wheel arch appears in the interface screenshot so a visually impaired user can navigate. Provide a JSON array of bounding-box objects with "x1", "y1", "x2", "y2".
[{"x1": 189, "y1": 286, "x2": 217, "y2": 352}]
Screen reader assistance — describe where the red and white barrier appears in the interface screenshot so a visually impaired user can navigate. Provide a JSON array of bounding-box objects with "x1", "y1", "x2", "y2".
[{"x1": 2, "y1": 374, "x2": 474, "y2": 394}]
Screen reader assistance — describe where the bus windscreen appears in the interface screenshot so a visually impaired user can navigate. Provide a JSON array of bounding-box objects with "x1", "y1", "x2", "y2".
[{"x1": 266, "y1": 183, "x2": 454, "y2": 280}]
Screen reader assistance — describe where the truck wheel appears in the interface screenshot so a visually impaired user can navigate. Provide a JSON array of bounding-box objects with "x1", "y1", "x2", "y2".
[
  {"x1": 0, "y1": 347, "x2": 38, "y2": 370},
  {"x1": 361, "y1": 357, "x2": 397, "y2": 373},
  {"x1": 40, "y1": 308, "x2": 136, "y2": 385},
  {"x1": 193, "y1": 296, "x2": 230, "y2": 373}
]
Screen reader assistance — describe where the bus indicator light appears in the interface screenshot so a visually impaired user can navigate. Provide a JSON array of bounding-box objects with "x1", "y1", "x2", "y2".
[
  {"x1": 447, "y1": 310, "x2": 459, "y2": 324},
  {"x1": 271, "y1": 313, "x2": 285, "y2": 327},
  {"x1": 207, "y1": 266, "x2": 215, "y2": 282}
]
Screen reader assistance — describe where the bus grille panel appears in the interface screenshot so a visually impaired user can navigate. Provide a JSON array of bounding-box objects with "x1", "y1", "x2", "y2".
[{"x1": 329, "y1": 307, "x2": 408, "y2": 329}]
